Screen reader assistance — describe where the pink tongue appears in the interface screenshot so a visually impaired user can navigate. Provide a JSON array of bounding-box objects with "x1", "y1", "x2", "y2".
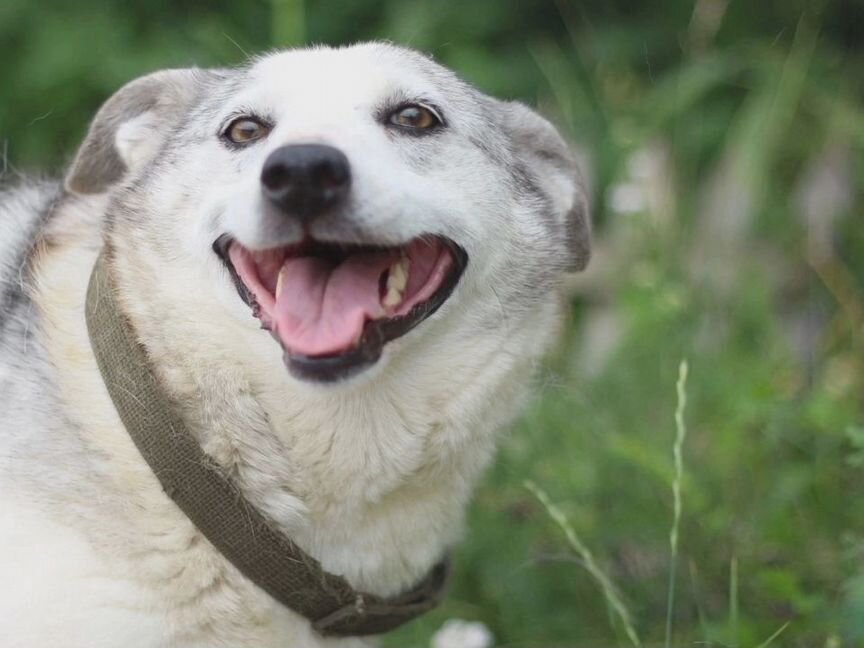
[{"x1": 273, "y1": 251, "x2": 398, "y2": 357}]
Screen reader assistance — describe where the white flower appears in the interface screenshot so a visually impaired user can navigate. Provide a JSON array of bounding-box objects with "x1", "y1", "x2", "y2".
[{"x1": 430, "y1": 619, "x2": 494, "y2": 648}]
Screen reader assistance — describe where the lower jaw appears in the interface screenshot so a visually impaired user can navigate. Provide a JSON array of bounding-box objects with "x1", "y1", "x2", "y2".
[{"x1": 283, "y1": 326, "x2": 386, "y2": 382}]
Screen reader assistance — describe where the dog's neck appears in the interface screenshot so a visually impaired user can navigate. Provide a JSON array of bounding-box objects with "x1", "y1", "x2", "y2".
[
  {"x1": 112, "y1": 251, "x2": 537, "y2": 596},
  {"x1": 33, "y1": 194, "x2": 558, "y2": 601}
]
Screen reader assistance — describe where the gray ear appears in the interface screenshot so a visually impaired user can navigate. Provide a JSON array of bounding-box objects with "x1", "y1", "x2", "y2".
[
  {"x1": 501, "y1": 102, "x2": 591, "y2": 272},
  {"x1": 65, "y1": 69, "x2": 205, "y2": 195}
]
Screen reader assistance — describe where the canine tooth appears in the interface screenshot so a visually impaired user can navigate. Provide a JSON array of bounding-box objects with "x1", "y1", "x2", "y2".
[
  {"x1": 382, "y1": 287, "x2": 402, "y2": 307},
  {"x1": 382, "y1": 256, "x2": 410, "y2": 308},
  {"x1": 388, "y1": 257, "x2": 410, "y2": 292},
  {"x1": 276, "y1": 268, "x2": 285, "y2": 296}
]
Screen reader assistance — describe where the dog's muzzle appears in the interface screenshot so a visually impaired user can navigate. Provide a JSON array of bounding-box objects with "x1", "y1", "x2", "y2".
[{"x1": 216, "y1": 144, "x2": 469, "y2": 382}]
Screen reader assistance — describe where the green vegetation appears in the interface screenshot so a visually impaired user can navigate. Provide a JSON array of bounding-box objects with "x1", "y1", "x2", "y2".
[{"x1": 3, "y1": 1, "x2": 862, "y2": 645}]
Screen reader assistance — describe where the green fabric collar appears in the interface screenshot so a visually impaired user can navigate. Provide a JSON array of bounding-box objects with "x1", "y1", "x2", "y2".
[{"x1": 85, "y1": 251, "x2": 448, "y2": 637}]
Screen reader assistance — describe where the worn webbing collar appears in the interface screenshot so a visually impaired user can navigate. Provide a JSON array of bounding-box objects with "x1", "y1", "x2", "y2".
[{"x1": 85, "y1": 252, "x2": 448, "y2": 637}]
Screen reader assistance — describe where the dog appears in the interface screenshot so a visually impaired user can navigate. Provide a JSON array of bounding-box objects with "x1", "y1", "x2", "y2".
[{"x1": 0, "y1": 43, "x2": 590, "y2": 647}]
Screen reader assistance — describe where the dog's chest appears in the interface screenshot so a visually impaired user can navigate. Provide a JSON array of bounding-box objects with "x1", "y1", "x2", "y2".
[{"x1": 1, "y1": 492, "x2": 380, "y2": 648}]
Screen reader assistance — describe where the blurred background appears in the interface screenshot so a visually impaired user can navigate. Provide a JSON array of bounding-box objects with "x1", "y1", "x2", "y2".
[{"x1": 2, "y1": 1, "x2": 862, "y2": 646}]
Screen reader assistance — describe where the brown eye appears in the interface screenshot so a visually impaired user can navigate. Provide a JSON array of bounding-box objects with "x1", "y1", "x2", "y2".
[
  {"x1": 389, "y1": 104, "x2": 442, "y2": 131},
  {"x1": 224, "y1": 117, "x2": 269, "y2": 145}
]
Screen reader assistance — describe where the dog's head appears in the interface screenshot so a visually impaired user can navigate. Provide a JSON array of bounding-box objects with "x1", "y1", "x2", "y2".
[{"x1": 66, "y1": 44, "x2": 590, "y2": 384}]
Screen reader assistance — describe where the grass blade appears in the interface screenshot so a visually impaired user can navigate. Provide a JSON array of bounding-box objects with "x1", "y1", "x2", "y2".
[
  {"x1": 730, "y1": 556, "x2": 739, "y2": 647},
  {"x1": 754, "y1": 621, "x2": 790, "y2": 648},
  {"x1": 665, "y1": 359, "x2": 690, "y2": 648},
  {"x1": 525, "y1": 480, "x2": 641, "y2": 648}
]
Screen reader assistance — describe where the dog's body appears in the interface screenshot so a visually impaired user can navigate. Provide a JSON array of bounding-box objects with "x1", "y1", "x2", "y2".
[{"x1": 0, "y1": 44, "x2": 589, "y2": 647}]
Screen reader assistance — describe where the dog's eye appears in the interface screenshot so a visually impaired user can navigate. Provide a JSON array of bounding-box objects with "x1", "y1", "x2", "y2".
[
  {"x1": 224, "y1": 117, "x2": 270, "y2": 145},
  {"x1": 388, "y1": 105, "x2": 442, "y2": 131}
]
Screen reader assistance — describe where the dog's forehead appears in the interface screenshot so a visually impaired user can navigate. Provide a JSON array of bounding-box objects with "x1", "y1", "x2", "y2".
[{"x1": 240, "y1": 45, "x2": 452, "y2": 114}]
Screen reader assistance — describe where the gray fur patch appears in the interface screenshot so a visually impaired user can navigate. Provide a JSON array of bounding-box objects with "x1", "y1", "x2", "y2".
[
  {"x1": 65, "y1": 69, "x2": 215, "y2": 195},
  {"x1": 0, "y1": 180, "x2": 60, "y2": 335}
]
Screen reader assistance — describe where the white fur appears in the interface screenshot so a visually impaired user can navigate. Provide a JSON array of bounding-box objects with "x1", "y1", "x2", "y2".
[{"x1": 0, "y1": 43, "x2": 586, "y2": 647}]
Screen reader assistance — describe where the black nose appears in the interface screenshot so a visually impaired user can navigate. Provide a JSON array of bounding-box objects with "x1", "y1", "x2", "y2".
[{"x1": 260, "y1": 144, "x2": 351, "y2": 221}]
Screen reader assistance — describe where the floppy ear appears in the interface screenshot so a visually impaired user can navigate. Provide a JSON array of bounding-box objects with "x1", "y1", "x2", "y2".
[
  {"x1": 65, "y1": 69, "x2": 205, "y2": 195},
  {"x1": 501, "y1": 102, "x2": 591, "y2": 272}
]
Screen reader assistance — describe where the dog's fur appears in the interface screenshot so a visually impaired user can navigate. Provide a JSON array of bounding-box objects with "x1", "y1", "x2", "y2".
[{"x1": 0, "y1": 43, "x2": 589, "y2": 647}]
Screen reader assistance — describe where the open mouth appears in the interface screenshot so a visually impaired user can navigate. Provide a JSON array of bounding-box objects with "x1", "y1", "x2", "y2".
[{"x1": 214, "y1": 235, "x2": 468, "y2": 381}]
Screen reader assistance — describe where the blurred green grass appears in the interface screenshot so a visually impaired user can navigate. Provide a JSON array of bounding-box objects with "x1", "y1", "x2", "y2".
[{"x1": 2, "y1": 1, "x2": 863, "y2": 646}]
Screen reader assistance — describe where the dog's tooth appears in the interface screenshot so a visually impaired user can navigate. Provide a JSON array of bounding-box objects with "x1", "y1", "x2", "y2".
[
  {"x1": 382, "y1": 256, "x2": 410, "y2": 309},
  {"x1": 382, "y1": 286, "x2": 402, "y2": 308},
  {"x1": 389, "y1": 257, "x2": 410, "y2": 292},
  {"x1": 275, "y1": 268, "x2": 285, "y2": 296}
]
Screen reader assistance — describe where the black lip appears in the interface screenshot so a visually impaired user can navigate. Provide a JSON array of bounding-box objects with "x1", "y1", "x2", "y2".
[{"x1": 213, "y1": 235, "x2": 468, "y2": 382}]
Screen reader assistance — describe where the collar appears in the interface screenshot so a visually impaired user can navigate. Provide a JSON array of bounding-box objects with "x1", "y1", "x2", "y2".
[{"x1": 85, "y1": 251, "x2": 448, "y2": 637}]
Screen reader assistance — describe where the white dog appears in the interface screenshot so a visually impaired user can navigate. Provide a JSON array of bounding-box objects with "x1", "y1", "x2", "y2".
[{"x1": 0, "y1": 43, "x2": 589, "y2": 647}]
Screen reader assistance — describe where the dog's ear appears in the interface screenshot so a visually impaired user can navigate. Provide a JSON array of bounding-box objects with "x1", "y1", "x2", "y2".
[
  {"x1": 65, "y1": 69, "x2": 205, "y2": 195},
  {"x1": 500, "y1": 101, "x2": 591, "y2": 272}
]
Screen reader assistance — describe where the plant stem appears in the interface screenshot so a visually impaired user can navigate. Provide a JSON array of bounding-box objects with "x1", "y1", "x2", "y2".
[
  {"x1": 526, "y1": 480, "x2": 641, "y2": 648},
  {"x1": 272, "y1": 0, "x2": 305, "y2": 47},
  {"x1": 665, "y1": 359, "x2": 689, "y2": 648}
]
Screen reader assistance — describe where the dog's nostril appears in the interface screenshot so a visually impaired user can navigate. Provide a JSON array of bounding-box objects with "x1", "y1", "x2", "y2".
[
  {"x1": 261, "y1": 144, "x2": 351, "y2": 221},
  {"x1": 316, "y1": 159, "x2": 349, "y2": 189},
  {"x1": 261, "y1": 163, "x2": 295, "y2": 191}
]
